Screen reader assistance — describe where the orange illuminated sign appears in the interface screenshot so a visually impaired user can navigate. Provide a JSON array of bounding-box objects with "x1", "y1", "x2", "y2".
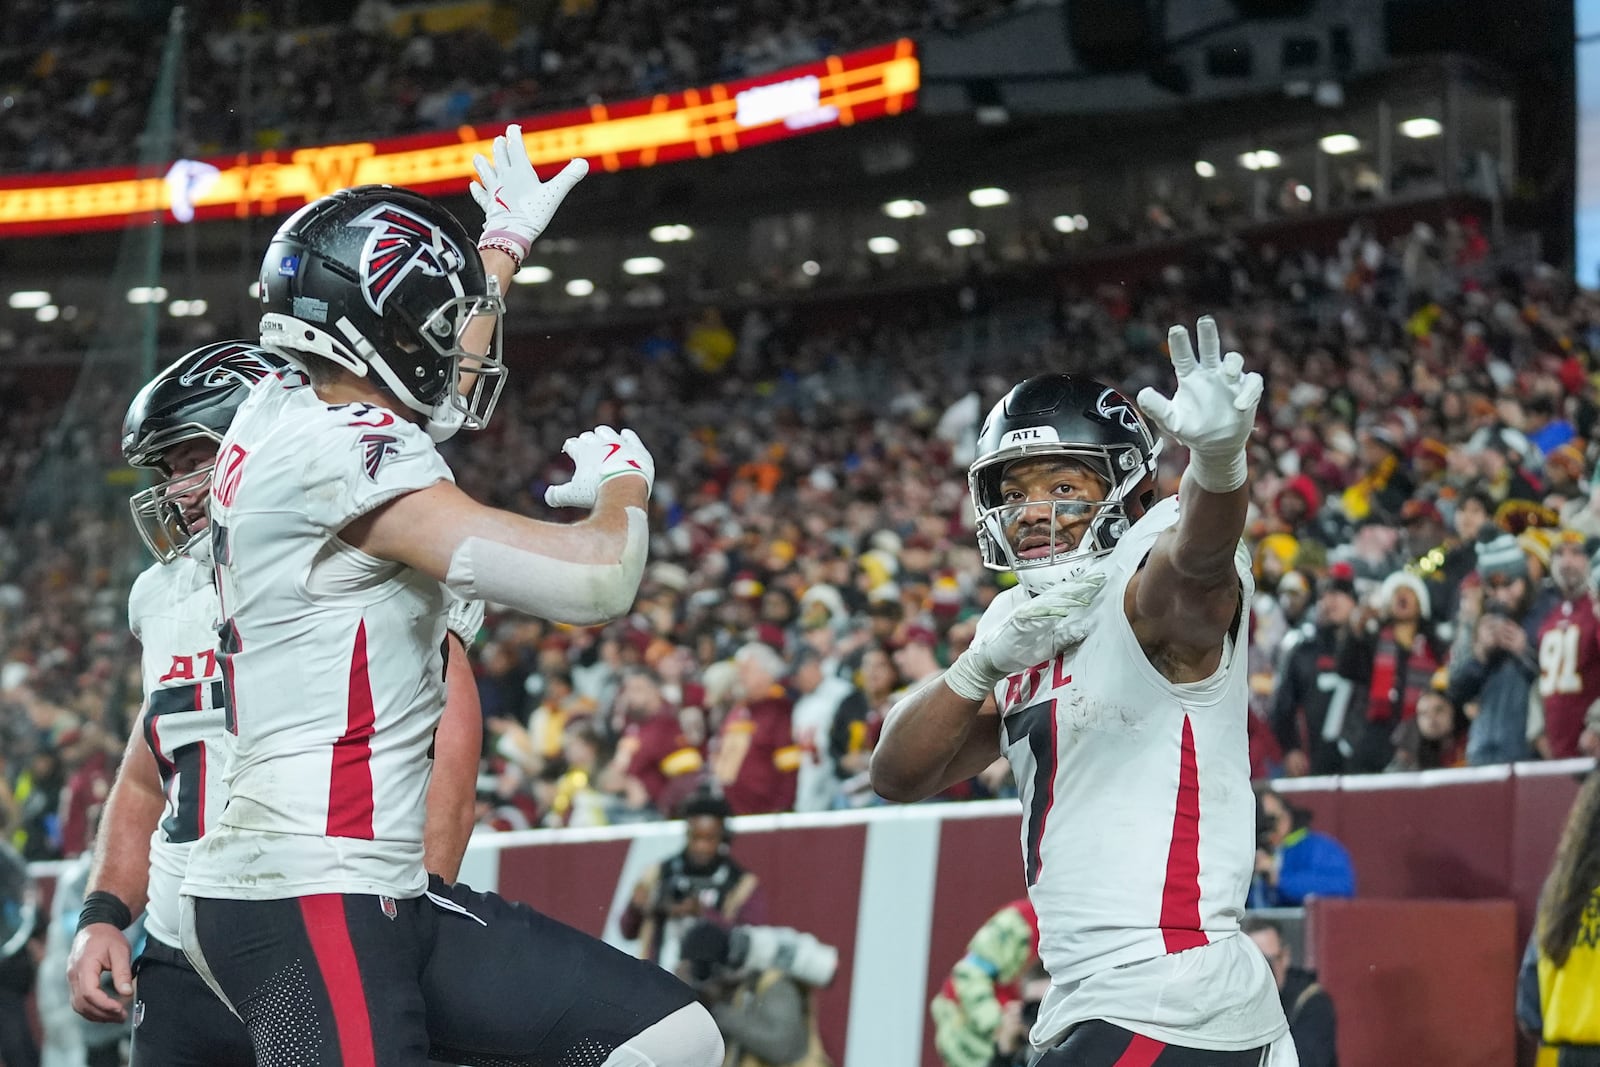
[{"x1": 0, "y1": 40, "x2": 918, "y2": 238}]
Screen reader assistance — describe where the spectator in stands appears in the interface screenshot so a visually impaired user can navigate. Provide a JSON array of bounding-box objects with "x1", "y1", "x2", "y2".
[
  {"x1": 621, "y1": 793, "x2": 761, "y2": 972},
  {"x1": 714, "y1": 643, "x2": 801, "y2": 816},
  {"x1": 788, "y1": 647, "x2": 866, "y2": 813},
  {"x1": 1248, "y1": 786, "x2": 1356, "y2": 907},
  {"x1": 1270, "y1": 565, "x2": 1360, "y2": 777},
  {"x1": 1449, "y1": 533, "x2": 1540, "y2": 765},
  {"x1": 1243, "y1": 917, "x2": 1338, "y2": 1067},
  {"x1": 606, "y1": 667, "x2": 706, "y2": 817},
  {"x1": 1338, "y1": 570, "x2": 1447, "y2": 772},
  {"x1": 929, "y1": 898, "x2": 1040, "y2": 1067},
  {"x1": 1518, "y1": 771, "x2": 1600, "y2": 1064},
  {"x1": 1530, "y1": 538, "x2": 1600, "y2": 759},
  {"x1": 1386, "y1": 686, "x2": 1468, "y2": 771}
]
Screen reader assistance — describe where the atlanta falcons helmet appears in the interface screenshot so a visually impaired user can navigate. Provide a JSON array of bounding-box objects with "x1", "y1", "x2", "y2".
[
  {"x1": 122, "y1": 341, "x2": 288, "y2": 562},
  {"x1": 256, "y1": 185, "x2": 504, "y2": 441},
  {"x1": 969, "y1": 374, "x2": 1161, "y2": 593}
]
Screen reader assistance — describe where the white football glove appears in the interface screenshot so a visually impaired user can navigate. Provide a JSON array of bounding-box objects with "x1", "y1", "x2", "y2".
[
  {"x1": 544, "y1": 425, "x2": 655, "y2": 510},
  {"x1": 1136, "y1": 315, "x2": 1263, "y2": 494},
  {"x1": 943, "y1": 570, "x2": 1107, "y2": 701},
  {"x1": 444, "y1": 592, "x2": 485, "y2": 646},
  {"x1": 471, "y1": 123, "x2": 588, "y2": 265}
]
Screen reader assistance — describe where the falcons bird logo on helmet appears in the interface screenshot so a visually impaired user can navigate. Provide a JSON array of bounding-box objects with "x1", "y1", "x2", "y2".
[
  {"x1": 350, "y1": 203, "x2": 465, "y2": 314},
  {"x1": 176, "y1": 343, "x2": 278, "y2": 389}
]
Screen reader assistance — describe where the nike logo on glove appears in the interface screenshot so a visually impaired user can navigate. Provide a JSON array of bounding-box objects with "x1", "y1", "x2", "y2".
[{"x1": 603, "y1": 443, "x2": 622, "y2": 461}]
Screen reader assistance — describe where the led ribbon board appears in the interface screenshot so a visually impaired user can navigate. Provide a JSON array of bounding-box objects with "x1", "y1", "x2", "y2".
[{"x1": 0, "y1": 39, "x2": 918, "y2": 237}]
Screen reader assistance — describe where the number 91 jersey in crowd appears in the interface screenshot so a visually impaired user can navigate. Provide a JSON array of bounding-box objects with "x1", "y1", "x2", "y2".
[
  {"x1": 181, "y1": 372, "x2": 456, "y2": 904},
  {"x1": 977, "y1": 496, "x2": 1280, "y2": 1047},
  {"x1": 128, "y1": 554, "x2": 231, "y2": 950}
]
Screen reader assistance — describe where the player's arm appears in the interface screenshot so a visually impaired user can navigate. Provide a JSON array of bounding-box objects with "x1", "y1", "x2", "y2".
[
  {"x1": 1130, "y1": 316, "x2": 1261, "y2": 666},
  {"x1": 67, "y1": 708, "x2": 164, "y2": 1022},
  {"x1": 873, "y1": 575, "x2": 1104, "y2": 803},
  {"x1": 424, "y1": 632, "x2": 481, "y2": 884},
  {"x1": 344, "y1": 430, "x2": 653, "y2": 626},
  {"x1": 871, "y1": 677, "x2": 1002, "y2": 803}
]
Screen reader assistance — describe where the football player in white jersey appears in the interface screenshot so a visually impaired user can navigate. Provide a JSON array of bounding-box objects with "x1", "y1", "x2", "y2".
[
  {"x1": 64, "y1": 341, "x2": 486, "y2": 1065},
  {"x1": 177, "y1": 129, "x2": 722, "y2": 1067},
  {"x1": 872, "y1": 318, "x2": 1297, "y2": 1066}
]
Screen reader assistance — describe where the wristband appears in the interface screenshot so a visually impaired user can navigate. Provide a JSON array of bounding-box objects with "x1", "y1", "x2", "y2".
[
  {"x1": 77, "y1": 891, "x2": 133, "y2": 932},
  {"x1": 478, "y1": 230, "x2": 531, "y2": 267}
]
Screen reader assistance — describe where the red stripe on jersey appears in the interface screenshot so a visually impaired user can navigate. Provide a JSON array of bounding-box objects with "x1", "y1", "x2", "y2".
[
  {"x1": 1112, "y1": 1032, "x2": 1167, "y2": 1067},
  {"x1": 1159, "y1": 714, "x2": 1208, "y2": 953},
  {"x1": 299, "y1": 895, "x2": 376, "y2": 1067},
  {"x1": 327, "y1": 620, "x2": 377, "y2": 839}
]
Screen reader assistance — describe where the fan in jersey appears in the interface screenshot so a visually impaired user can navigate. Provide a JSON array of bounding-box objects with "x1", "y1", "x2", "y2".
[
  {"x1": 1534, "y1": 536, "x2": 1600, "y2": 759},
  {"x1": 64, "y1": 341, "x2": 486, "y2": 1066},
  {"x1": 177, "y1": 126, "x2": 722, "y2": 1067},
  {"x1": 873, "y1": 318, "x2": 1298, "y2": 1067}
]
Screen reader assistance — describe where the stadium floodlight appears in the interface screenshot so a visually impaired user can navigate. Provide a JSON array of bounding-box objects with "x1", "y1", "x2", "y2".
[
  {"x1": 1399, "y1": 117, "x2": 1443, "y2": 139},
  {"x1": 514, "y1": 265, "x2": 553, "y2": 284},
  {"x1": 1293, "y1": 184, "x2": 1313, "y2": 203},
  {"x1": 565, "y1": 279, "x2": 595, "y2": 296},
  {"x1": 1073, "y1": 214, "x2": 1088, "y2": 230},
  {"x1": 1194, "y1": 160, "x2": 1217, "y2": 178},
  {"x1": 649, "y1": 224, "x2": 693, "y2": 243},
  {"x1": 127, "y1": 286, "x2": 169, "y2": 304},
  {"x1": 623, "y1": 256, "x2": 665, "y2": 276},
  {"x1": 947, "y1": 228, "x2": 983, "y2": 247},
  {"x1": 168, "y1": 300, "x2": 190, "y2": 317},
  {"x1": 867, "y1": 236, "x2": 900, "y2": 254},
  {"x1": 801, "y1": 260, "x2": 821, "y2": 276},
  {"x1": 8, "y1": 290, "x2": 50, "y2": 309},
  {"x1": 1319, "y1": 133, "x2": 1361, "y2": 155},
  {"x1": 247, "y1": 281, "x2": 261, "y2": 298},
  {"x1": 1052, "y1": 215, "x2": 1077, "y2": 233},
  {"x1": 35, "y1": 305, "x2": 58, "y2": 323},
  {"x1": 968, "y1": 187, "x2": 1010, "y2": 208},
  {"x1": 1238, "y1": 150, "x2": 1282, "y2": 170},
  {"x1": 882, "y1": 198, "x2": 926, "y2": 219}
]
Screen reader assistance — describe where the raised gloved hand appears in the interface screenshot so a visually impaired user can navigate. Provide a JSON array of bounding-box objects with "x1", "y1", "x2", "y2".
[
  {"x1": 1136, "y1": 315, "x2": 1263, "y2": 494},
  {"x1": 544, "y1": 425, "x2": 655, "y2": 510},
  {"x1": 943, "y1": 569, "x2": 1107, "y2": 701},
  {"x1": 470, "y1": 123, "x2": 588, "y2": 266}
]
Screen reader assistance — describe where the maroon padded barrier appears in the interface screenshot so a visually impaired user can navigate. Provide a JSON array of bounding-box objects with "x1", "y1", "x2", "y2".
[{"x1": 1309, "y1": 897, "x2": 1518, "y2": 1067}]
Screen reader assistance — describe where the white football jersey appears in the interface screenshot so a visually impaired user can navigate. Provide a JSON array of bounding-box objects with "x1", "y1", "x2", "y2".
[
  {"x1": 181, "y1": 374, "x2": 454, "y2": 901},
  {"x1": 128, "y1": 556, "x2": 231, "y2": 949},
  {"x1": 979, "y1": 496, "x2": 1286, "y2": 1051}
]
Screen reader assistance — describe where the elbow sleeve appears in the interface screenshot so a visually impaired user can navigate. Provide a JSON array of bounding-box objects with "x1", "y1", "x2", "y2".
[{"x1": 444, "y1": 507, "x2": 648, "y2": 625}]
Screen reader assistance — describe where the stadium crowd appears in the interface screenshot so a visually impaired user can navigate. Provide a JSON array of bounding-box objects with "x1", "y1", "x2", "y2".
[
  {"x1": 1, "y1": 207, "x2": 1598, "y2": 858},
  {"x1": 0, "y1": 0, "x2": 1016, "y2": 174}
]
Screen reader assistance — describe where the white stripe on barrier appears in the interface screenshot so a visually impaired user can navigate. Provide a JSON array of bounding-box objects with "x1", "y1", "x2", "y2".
[{"x1": 844, "y1": 816, "x2": 941, "y2": 1067}]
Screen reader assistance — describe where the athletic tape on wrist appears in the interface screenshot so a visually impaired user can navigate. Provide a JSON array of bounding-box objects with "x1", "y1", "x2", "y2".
[
  {"x1": 943, "y1": 646, "x2": 1001, "y2": 702},
  {"x1": 1184, "y1": 448, "x2": 1249, "y2": 494},
  {"x1": 444, "y1": 507, "x2": 648, "y2": 627},
  {"x1": 77, "y1": 891, "x2": 133, "y2": 932}
]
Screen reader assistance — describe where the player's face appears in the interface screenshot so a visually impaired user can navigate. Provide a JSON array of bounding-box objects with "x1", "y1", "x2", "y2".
[
  {"x1": 998, "y1": 457, "x2": 1108, "y2": 561},
  {"x1": 161, "y1": 438, "x2": 219, "y2": 535}
]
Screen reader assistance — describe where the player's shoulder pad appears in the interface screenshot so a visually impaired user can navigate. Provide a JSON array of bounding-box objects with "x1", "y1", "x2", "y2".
[
  {"x1": 294, "y1": 401, "x2": 454, "y2": 530},
  {"x1": 127, "y1": 561, "x2": 171, "y2": 638}
]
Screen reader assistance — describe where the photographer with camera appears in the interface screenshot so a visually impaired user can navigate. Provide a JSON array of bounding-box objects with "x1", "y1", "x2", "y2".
[
  {"x1": 621, "y1": 792, "x2": 763, "y2": 972},
  {"x1": 677, "y1": 920, "x2": 837, "y2": 1067},
  {"x1": 1248, "y1": 786, "x2": 1355, "y2": 908}
]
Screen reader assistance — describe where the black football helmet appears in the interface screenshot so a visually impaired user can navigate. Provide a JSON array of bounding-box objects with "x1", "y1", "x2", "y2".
[
  {"x1": 256, "y1": 185, "x2": 504, "y2": 441},
  {"x1": 969, "y1": 374, "x2": 1161, "y2": 592},
  {"x1": 122, "y1": 341, "x2": 289, "y2": 562}
]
